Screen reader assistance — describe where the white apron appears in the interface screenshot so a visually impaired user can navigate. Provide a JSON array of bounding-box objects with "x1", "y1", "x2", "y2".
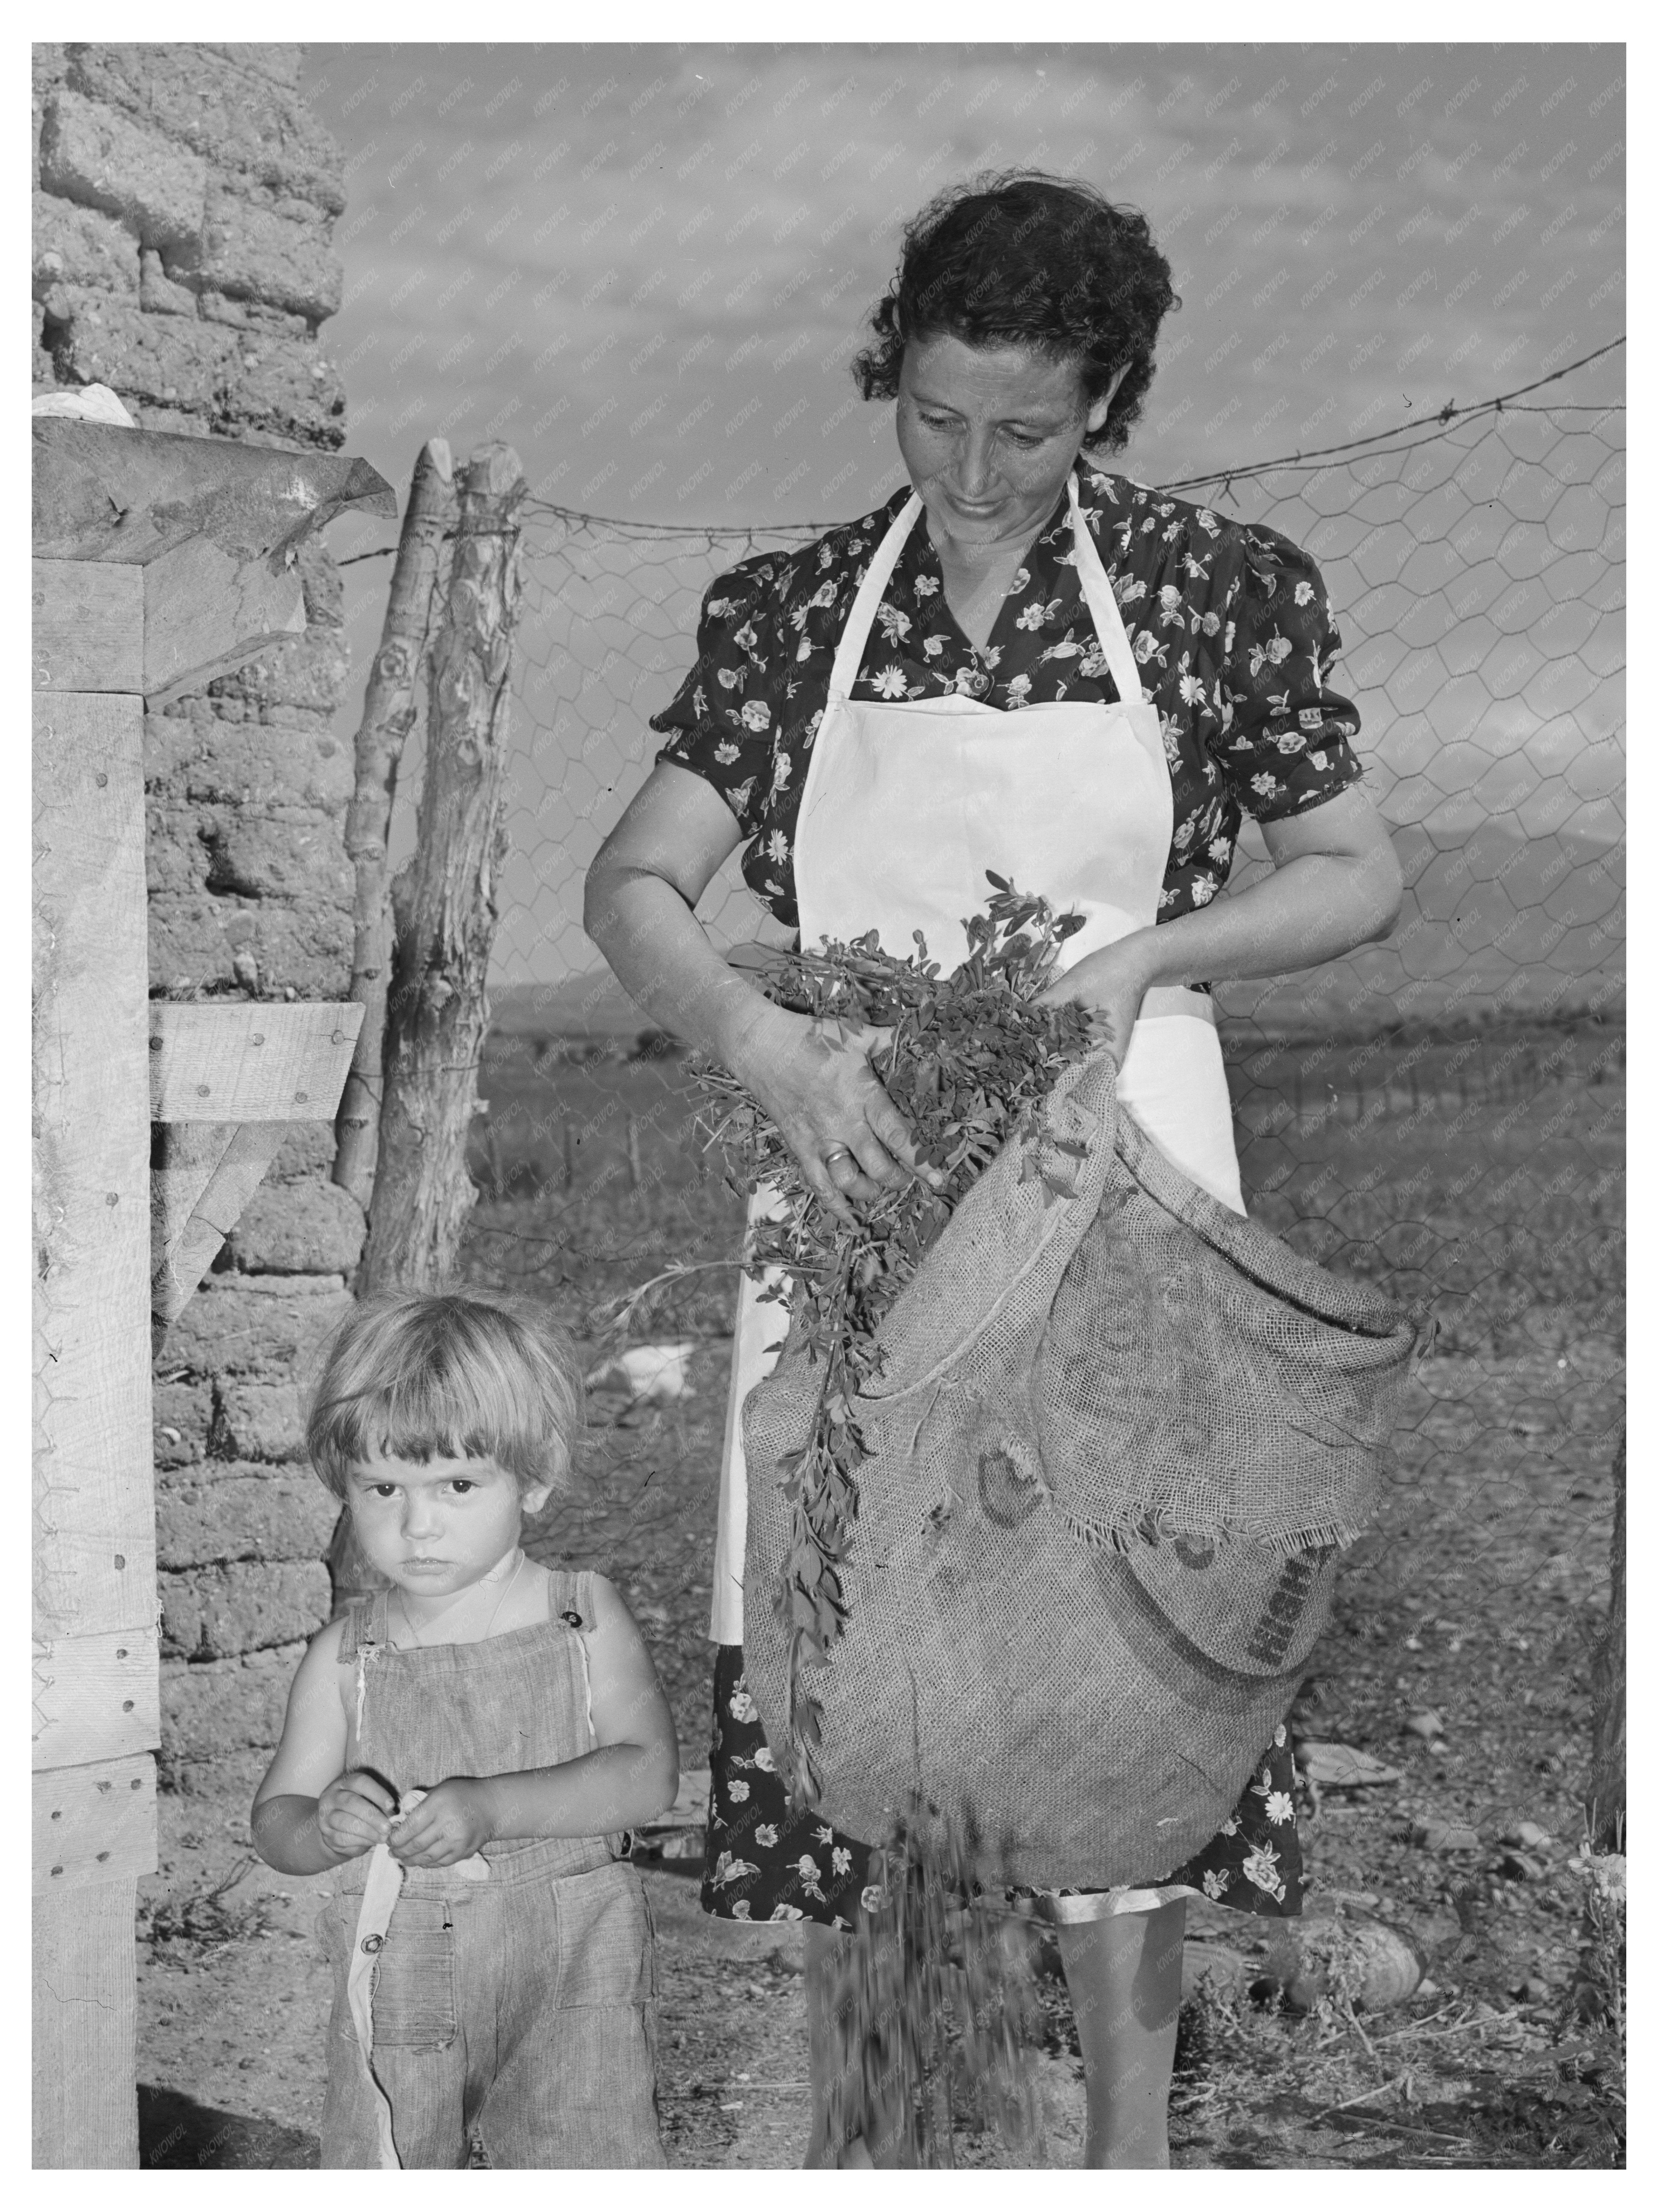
[{"x1": 710, "y1": 475, "x2": 1245, "y2": 1648}]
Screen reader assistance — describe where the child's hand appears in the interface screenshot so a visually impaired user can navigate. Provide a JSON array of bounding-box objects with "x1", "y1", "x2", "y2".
[
  {"x1": 316, "y1": 1770, "x2": 398, "y2": 1860},
  {"x1": 388, "y1": 1778, "x2": 498, "y2": 1867}
]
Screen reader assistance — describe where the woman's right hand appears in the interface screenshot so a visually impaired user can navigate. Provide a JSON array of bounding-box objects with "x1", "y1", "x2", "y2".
[
  {"x1": 316, "y1": 1769, "x2": 398, "y2": 1860},
  {"x1": 733, "y1": 1003, "x2": 943, "y2": 1224}
]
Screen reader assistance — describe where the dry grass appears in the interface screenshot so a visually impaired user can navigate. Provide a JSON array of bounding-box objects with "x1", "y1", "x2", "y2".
[{"x1": 136, "y1": 1857, "x2": 285, "y2": 1960}]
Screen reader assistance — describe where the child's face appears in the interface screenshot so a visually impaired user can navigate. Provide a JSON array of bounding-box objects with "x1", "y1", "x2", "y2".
[{"x1": 345, "y1": 1451, "x2": 551, "y2": 1598}]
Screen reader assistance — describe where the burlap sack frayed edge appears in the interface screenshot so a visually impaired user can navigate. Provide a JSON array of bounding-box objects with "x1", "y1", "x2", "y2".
[
  {"x1": 760, "y1": 1043, "x2": 1430, "y2": 1558},
  {"x1": 856, "y1": 1045, "x2": 1423, "y2": 1409}
]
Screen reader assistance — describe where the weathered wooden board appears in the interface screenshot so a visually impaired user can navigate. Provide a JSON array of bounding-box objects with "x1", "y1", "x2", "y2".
[
  {"x1": 29, "y1": 421, "x2": 399, "y2": 2179},
  {"x1": 150, "y1": 1001, "x2": 364, "y2": 1122},
  {"x1": 33, "y1": 1875, "x2": 140, "y2": 2167},
  {"x1": 35, "y1": 1755, "x2": 157, "y2": 1893},
  {"x1": 151, "y1": 1121, "x2": 290, "y2": 1330},
  {"x1": 32, "y1": 415, "x2": 396, "y2": 565},
  {"x1": 33, "y1": 1628, "x2": 161, "y2": 1773},
  {"x1": 143, "y1": 534, "x2": 307, "y2": 705},
  {"x1": 33, "y1": 691, "x2": 155, "y2": 1643},
  {"x1": 32, "y1": 559, "x2": 144, "y2": 693}
]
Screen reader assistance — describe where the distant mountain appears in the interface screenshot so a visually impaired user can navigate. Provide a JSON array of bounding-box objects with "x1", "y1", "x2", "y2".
[
  {"x1": 489, "y1": 970, "x2": 650, "y2": 1040},
  {"x1": 494, "y1": 816, "x2": 1622, "y2": 1043},
  {"x1": 489, "y1": 941, "x2": 777, "y2": 1041}
]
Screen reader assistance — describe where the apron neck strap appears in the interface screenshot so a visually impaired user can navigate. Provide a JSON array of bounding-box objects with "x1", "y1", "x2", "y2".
[
  {"x1": 827, "y1": 493, "x2": 924, "y2": 700},
  {"x1": 827, "y1": 477, "x2": 1146, "y2": 708},
  {"x1": 1066, "y1": 474, "x2": 1145, "y2": 706}
]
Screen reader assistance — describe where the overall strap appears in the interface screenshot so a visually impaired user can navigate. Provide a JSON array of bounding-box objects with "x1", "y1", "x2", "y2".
[
  {"x1": 827, "y1": 495, "x2": 925, "y2": 701},
  {"x1": 543, "y1": 1566, "x2": 599, "y2": 1633},
  {"x1": 543, "y1": 1568, "x2": 602, "y2": 1748},
  {"x1": 336, "y1": 1590, "x2": 390, "y2": 1757},
  {"x1": 1066, "y1": 474, "x2": 1146, "y2": 708},
  {"x1": 335, "y1": 1589, "x2": 390, "y2": 1661}
]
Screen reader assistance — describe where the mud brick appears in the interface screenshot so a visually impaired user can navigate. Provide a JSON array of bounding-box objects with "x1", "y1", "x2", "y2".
[
  {"x1": 40, "y1": 288, "x2": 238, "y2": 408},
  {"x1": 164, "y1": 1276, "x2": 351, "y2": 1381},
  {"x1": 154, "y1": 1380, "x2": 214, "y2": 1467},
  {"x1": 225, "y1": 1175, "x2": 365, "y2": 1276},
  {"x1": 220, "y1": 336, "x2": 348, "y2": 448},
  {"x1": 209, "y1": 621, "x2": 350, "y2": 713},
  {"x1": 201, "y1": 812, "x2": 354, "y2": 904},
  {"x1": 202, "y1": 44, "x2": 307, "y2": 90},
  {"x1": 66, "y1": 44, "x2": 346, "y2": 213},
  {"x1": 32, "y1": 189, "x2": 139, "y2": 295},
  {"x1": 148, "y1": 888, "x2": 354, "y2": 998},
  {"x1": 261, "y1": 1126, "x2": 339, "y2": 1185},
  {"x1": 195, "y1": 289, "x2": 311, "y2": 335},
  {"x1": 213, "y1": 1378, "x2": 307, "y2": 1463},
  {"x1": 139, "y1": 245, "x2": 198, "y2": 315},
  {"x1": 160, "y1": 1642, "x2": 306, "y2": 1766},
  {"x1": 145, "y1": 892, "x2": 257, "y2": 995},
  {"x1": 176, "y1": 184, "x2": 342, "y2": 321},
  {"x1": 144, "y1": 695, "x2": 219, "y2": 770},
  {"x1": 230, "y1": 899, "x2": 355, "y2": 996},
  {"x1": 160, "y1": 1559, "x2": 332, "y2": 1660},
  {"x1": 145, "y1": 705, "x2": 352, "y2": 813},
  {"x1": 155, "y1": 1466, "x2": 337, "y2": 1570},
  {"x1": 144, "y1": 803, "x2": 208, "y2": 896},
  {"x1": 39, "y1": 87, "x2": 206, "y2": 250},
  {"x1": 295, "y1": 533, "x2": 345, "y2": 627},
  {"x1": 125, "y1": 400, "x2": 210, "y2": 437}
]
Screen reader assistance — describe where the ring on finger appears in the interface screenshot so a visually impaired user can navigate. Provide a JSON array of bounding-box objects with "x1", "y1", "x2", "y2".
[{"x1": 823, "y1": 1144, "x2": 856, "y2": 1176}]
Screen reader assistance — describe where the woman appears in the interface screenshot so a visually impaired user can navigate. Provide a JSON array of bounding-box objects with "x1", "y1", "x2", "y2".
[{"x1": 584, "y1": 173, "x2": 1403, "y2": 2167}]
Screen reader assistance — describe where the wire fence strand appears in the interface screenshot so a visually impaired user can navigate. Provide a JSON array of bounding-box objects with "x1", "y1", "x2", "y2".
[{"x1": 491, "y1": 353, "x2": 1624, "y2": 1044}]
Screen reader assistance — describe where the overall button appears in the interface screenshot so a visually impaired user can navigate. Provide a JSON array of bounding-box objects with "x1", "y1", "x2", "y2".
[
  {"x1": 361, "y1": 1933, "x2": 384, "y2": 1954},
  {"x1": 956, "y1": 667, "x2": 991, "y2": 698}
]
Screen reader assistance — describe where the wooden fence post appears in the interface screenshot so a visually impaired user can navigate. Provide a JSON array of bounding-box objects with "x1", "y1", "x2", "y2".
[
  {"x1": 333, "y1": 438, "x2": 457, "y2": 1212},
  {"x1": 358, "y1": 442, "x2": 528, "y2": 1293}
]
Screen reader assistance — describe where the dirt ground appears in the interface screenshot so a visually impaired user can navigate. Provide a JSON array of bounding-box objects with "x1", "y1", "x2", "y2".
[{"x1": 135, "y1": 1019, "x2": 1624, "y2": 2168}]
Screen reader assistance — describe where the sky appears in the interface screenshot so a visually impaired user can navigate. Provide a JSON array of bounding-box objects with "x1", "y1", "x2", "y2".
[
  {"x1": 298, "y1": 42, "x2": 1625, "y2": 986},
  {"x1": 304, "y1": 42, "x2": 1624, "y2": 534}
]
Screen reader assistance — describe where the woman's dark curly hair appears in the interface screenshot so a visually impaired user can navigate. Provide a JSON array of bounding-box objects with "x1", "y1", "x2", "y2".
[{"x1": 852, "y1": 171, "x2": 1179, "y2": 453}]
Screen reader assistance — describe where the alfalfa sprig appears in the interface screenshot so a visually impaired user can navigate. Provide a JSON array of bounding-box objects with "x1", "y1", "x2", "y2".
[{"x1": 692, "y1": 875, "x2": 1103, "y2": 1803}]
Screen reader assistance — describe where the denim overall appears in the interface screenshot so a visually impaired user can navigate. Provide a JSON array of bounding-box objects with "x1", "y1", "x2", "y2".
[{"x1": 317, "y1": 1573, "x2": 665, "y2": 2168}]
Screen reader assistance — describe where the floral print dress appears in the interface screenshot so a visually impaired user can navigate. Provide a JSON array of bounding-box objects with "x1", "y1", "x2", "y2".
[
  {"x1": 667, "y1": 466, "x2": 1346, "y2": 1930},
  {"x1": 702, "y1": 1651, "x2": 1304, "y2": 1929},
  {"x1": 651, "y1": 460, "x2": 1364, "y2": 947}
]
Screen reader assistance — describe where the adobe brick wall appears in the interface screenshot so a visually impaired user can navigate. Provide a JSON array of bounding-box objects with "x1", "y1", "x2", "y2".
[{"x1": 33, "y1": 42, "x2": 363, "y2": 1797}]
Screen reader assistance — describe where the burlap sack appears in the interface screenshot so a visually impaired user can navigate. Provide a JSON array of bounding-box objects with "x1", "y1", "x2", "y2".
[{"x1": 741, "y1": 1045, "x2": 1429, "y2": 1890}]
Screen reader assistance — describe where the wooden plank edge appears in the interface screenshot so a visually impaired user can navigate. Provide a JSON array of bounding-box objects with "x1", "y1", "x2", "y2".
[
  {"x1": 150, "y1": 1001, "x2": 364, "y2": 1122},
  {"x1": 34, "y1": 1754, "x2": 157, "y2": 1894}
]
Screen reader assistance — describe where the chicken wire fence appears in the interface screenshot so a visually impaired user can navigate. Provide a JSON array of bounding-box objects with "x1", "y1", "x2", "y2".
[
  {"x1": 450, "y1": 348, "x2": 1623, "y2": 1857},
  {"x1": 494, "y1": 343, "x2": 1624, "y2": 1039}
]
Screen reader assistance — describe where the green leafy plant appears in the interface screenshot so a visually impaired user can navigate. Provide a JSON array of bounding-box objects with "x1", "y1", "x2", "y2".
[{"x1": 693, "y1": 875, "x2": 1103, "y2": 1802}]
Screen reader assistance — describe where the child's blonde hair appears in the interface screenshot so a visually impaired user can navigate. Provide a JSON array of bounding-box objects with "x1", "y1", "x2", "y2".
[{"x1": 305, "y1": 1289, "x2": 584, "y2": 1500}]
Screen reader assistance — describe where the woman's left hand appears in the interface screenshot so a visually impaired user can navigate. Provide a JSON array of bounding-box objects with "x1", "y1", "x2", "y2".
[{"x1": 1036, "y1": 931, "x2": 1160, "y2": 1066}]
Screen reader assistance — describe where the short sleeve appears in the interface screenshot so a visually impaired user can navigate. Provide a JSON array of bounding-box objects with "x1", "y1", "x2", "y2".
[
  {"x1": 1215, "y1": 526, "x2": 1365, "y2": 822},
  {"x1": 649, "y1": 560, "x2": 787, "y2": 837}
]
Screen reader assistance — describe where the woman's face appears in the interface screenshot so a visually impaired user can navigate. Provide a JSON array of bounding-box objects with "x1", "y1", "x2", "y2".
[{"x1": 895, "y1": 331, "x2": 1122, "y2": 554}]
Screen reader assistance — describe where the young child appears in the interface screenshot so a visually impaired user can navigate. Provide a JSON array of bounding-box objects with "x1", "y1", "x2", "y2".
[{"x1": 252, "y1": 1290, "x2": 677, "y2": 2169}]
